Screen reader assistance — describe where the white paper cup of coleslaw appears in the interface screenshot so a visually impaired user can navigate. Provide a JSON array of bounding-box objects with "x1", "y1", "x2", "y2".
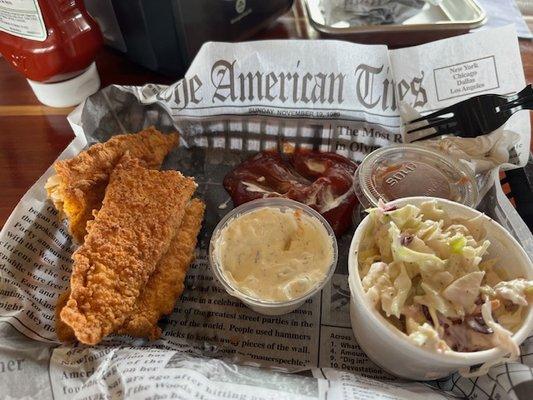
[{"x1": 348, "y1": 196, "x2": 533, "y2": 380}]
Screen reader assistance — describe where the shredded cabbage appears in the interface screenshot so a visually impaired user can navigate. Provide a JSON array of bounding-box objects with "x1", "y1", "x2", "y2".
[
  {"x1": 493, "y1": 279, "x2": 533, "y2": 306},
  {"x1": 359, "y1": 200, "x2": 532, "y2": 358},
  {"x1": 408, "y1": 323, "x2": 447, "y2": 351}
]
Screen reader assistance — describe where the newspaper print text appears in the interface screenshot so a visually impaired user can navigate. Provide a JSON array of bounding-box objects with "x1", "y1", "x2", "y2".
[
  {"x1": 158, "y1": 59, "x2": 427, "y2": 112},
  {"x1": 210, "y1": 60, "x2": 427, "y2": 111}
]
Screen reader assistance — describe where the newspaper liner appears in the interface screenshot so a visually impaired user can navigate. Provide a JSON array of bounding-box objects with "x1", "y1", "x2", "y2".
[{"x1": 0, "y1": 26, "x2": 532, "y2": 399}]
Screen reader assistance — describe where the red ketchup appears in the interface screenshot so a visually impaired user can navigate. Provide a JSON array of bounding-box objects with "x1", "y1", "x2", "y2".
[
  {"x1": 223, "y1": 149, "x2": 359, "y2": 236},
  {"x1": 0, "y1": 0, "x2": 103, "y2": 107}
]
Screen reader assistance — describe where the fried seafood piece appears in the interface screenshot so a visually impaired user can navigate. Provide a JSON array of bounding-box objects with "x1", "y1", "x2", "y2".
[
  {"x1": 119, "y1": 199, "x2": 205, "y2": 340},
  {"x1": 55, "y1": 290, "x2": 76, "y2": 342},
  {"x1": 45, "y1": 127, "x2": 179, "y2": 243},
  {"x1": 60, "y1": 155, "x2": 196, "y2": 345},
  {"x1": 56, "y1": 200, "x2": 205, "y2": 343}
]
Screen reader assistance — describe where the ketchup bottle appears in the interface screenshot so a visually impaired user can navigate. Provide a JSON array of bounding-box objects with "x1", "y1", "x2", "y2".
[{"x1": 0, "y1": 0, "x2": 103, "y2": 107}]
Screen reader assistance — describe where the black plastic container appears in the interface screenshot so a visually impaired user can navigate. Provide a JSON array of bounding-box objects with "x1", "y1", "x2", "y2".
[{"x1": 87, "y1": 0, "x2": 294, "y2": 77}]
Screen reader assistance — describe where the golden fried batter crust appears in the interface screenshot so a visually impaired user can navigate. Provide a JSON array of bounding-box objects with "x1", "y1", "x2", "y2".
[
  {"x1": 46, "y1": 127, "x2": 178, "y2": 243},
  {"x1": 119, "y1": 199, "x2": 205, "y2": 340},
  {"x1": 60, "y1": 155, "x2": 195, "y2": 345},
  {"x1": 55, "y1": 290, "x2": 76, "y2": 342}
]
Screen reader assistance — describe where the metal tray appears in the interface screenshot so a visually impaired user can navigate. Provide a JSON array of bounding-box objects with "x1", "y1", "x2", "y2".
[{"x1": 304, "y1": 0, "x2": 487, "y2": 47}]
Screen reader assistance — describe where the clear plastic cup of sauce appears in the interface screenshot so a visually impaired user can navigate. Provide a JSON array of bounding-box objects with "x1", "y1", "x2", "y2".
[
  {"x1": 209, "y1": 198, "x2": 338, "y2": 315},
  {"x1": 353, "y1": 145, "x2": 479, "y2": 209}
]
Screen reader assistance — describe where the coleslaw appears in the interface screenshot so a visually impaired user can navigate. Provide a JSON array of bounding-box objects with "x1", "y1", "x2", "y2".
[{"x1": 358, "y1": 200, "x2": 533, "y2": 355}]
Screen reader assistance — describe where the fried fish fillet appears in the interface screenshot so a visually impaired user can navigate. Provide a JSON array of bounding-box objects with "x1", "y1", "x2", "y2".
[
  {"x1": 46, "y1": 127, "x2": 179, "y2": 243},
  {"x1": 60, "y1": 155, "x2": 196, "y2": 345},
  {"x1": 56, "y1": 200, "x2": 205, "y2": 343},
  {"x1": 118, "y1": 199, "x2": 205, "y2": 340},
  {"x1": 55, "y1": 290, "x2": 76, "y2": 342}
]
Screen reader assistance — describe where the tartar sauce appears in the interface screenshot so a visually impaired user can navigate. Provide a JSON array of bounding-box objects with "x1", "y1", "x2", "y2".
[{"x1": 213, "y1": 207, "x2": 334, "y2": 302}]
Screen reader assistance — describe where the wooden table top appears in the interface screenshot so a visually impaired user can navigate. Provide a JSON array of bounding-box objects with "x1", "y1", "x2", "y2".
[{"x1": 0, "y1": 5, "x2": 532, "y2": 228}]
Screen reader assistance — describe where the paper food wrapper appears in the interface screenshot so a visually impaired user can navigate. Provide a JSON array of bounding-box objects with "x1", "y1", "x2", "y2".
[{"x1": 0, "y1": 26, "x2": 532, "y2": 400}]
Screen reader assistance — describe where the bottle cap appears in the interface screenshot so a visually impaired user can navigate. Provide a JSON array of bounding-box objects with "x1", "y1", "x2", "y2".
[{"x1": 27, "y1": 62, "x2": 100, "y2": 107}]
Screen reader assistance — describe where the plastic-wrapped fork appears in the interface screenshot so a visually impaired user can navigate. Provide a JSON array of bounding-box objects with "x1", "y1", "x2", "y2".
[{"x1": 405, "y1": 85, "x2": 533, "y2": 142}]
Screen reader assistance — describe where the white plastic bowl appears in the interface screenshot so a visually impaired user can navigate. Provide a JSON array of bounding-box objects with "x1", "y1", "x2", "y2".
[
  {"x1": 210, "y1": 198, "x2": 338, "y2": 315},
  {"x1": 348, "y1": 196, "x2": 533, "y2": 380}
]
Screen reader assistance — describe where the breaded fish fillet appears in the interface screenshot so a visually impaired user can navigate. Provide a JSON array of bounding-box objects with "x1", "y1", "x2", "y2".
[
  {"x1": 55, "y1": 200, "x2": 205, "y2": 343},
  {"x1": 60, "y1": 155, "x2": 196, "y2": 345},
  {"x1": 119, "y1": 199, "x2": 205, "y2": 340},
  {"x1": 55, "y1": 290, "x2": 76, "y2": 342},
  {"x1": 55, "y1": 200, "x2": 205, "y2": 342},
  {"x1": 46, "y1": 127, "x2": 179, "y2": 243}
]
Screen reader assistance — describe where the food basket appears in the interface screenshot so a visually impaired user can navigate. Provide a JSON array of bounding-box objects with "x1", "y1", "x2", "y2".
[{"x1": 0, "y1": 28, "x2": 532, "y2": 400}]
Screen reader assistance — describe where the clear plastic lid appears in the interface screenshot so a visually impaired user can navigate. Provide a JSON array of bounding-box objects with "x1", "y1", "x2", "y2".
[{"x1": 353, "y1": 145, "x2": 479, "y2": 209}]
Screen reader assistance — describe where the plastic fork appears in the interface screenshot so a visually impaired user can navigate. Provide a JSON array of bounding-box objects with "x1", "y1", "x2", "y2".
[{"x1": 405, "y1": 85, "x2": 533, "y2": 142}]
